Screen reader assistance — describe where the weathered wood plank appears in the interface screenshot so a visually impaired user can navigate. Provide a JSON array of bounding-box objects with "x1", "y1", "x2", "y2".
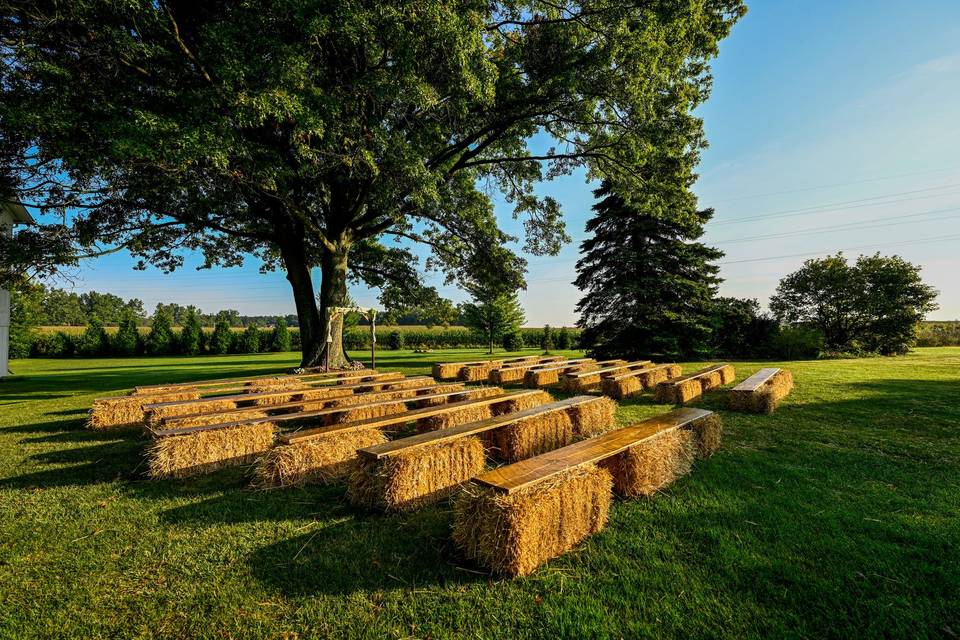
[
  {"x1": 564, "y1": 360, "x2": 652, "y2": 380},
  {"x1": 357, "y1": 396, "x2": 597, "y2": 460},
  {"x1": 473, "y1": 408, "x2": 712, "y2": 494},
  {"x1": 731, "y1": 368, "x2": 781, "y2": 393}
]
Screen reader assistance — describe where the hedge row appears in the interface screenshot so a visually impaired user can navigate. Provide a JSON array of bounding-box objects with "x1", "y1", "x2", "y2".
[{"x1": 20, "y1": 325, "x2": 581, "y2": 358}]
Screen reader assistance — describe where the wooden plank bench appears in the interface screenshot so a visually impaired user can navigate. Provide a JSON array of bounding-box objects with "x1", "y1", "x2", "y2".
[
  {"x1": 600, "y1": 364, "x2": 682, "y2": 399},
  {"x1": 729, "y1": 368, "x2": 793, "y2": 414},
  {"x1": 150, "y1": 382, "x2": 464, "y2": 430},
  {"x1": 132, "y1": 368, "x2": 372, "y2": 395},
  {"x1": 654, "y1": 364, "x2": 735, "y2": 404},
  {"x1": 453, "y1": 408, "x2": 721, "y2": 576},
  {"x1": 524, "y1": 359, "x2": 625, "y2": 388},
  {"x1": 490, "y1": 358, "x2": 593, "y2": 385},
  {"x1": 459, "y1": 356, "x2": 564, "y2": 382},
  {"x1": 561, "y1": 360, "x2": 653, "y2": 392},
  {"x1": 250, "y1": 389, "x2": 553, "y2": 488},
  {"x1": 347, "y1": 396, "x2": 616, "y2": 511},
  {"x1": 142, "y1": 372, "x2": 418, "y2": 420}
]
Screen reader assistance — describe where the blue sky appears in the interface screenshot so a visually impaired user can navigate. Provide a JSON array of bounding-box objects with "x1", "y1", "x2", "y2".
[{"x1": 68, "y1": 0, "x2": 960, "y2": 324}]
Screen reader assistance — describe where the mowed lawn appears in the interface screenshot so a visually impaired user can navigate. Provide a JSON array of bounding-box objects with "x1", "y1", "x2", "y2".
[{"x1": 1, "y1": 348, "x2": 958, "y2": 639}]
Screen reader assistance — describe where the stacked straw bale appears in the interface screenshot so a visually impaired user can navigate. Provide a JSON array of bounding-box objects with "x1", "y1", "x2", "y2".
[
  {"x1": 348, "y1": 438, "x2": 487, "y2": 512},
  {"x1": 252, "y1": 428, "x2": 389, "y2": 489},
  {"x1": 323, "y1": 401, "x2": 409, "y2": 426},
  {"x1": 598, "y1": 413, "x2": 721, "y2": 496},
  {"x1": 523, "y1": 362, "x2": 590, "y2": 388},
  {"x1": 562, "y1": 362, "x2": 652, "y2": 393},
  {"x1": 729, "y1": 369, "x2": 794, "y2": 414},
  {"x1": 484, "y1": 396, "x2": 617, "y2": 461},
  {"x1": 459, "y1": 361, "x2": 505, "y2": 382},
  {"x1": 600, "y1": 364, "x2": 682, "y2": 400},
  {"x1": 453, "y1": 465, "x2": 612, "y2": 577},
  {"x1": 654, "y1": 365, "x2": 735, "y2": 404},
  {"x1": 433, "y1": 362, "x2": 471, "y2": 380},
  {"x1": 489, "y1": 365, "x2": 534, "y2": 385},
  {"x1": 415, "y1": 390, "x2": 552, "y2": 433},
  {"x1": 147, "y1": 422, "x2": 276, "y2": 479},
  {"x1": 88, "y1": 391, "x2": 201, "y2": 430}
]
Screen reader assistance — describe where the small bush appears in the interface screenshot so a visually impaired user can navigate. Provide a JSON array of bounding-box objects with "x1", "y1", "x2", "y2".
[
  {"x1": 770, "y1": 325, "x2": 823, "y2": 360},
  {"x1": 77, "y1": 317, "x2": 110, "y2": 357},
  {"x1": 387, "y1": 330, "x2": 404, "y2": 350},
  {"x1": 270, "y1": 317, "x2": 291, "y2": 352},
  {"x1": 555, "y1": 327, "x2": 571, "y2": 350},
  {"x1": 502, "y1": 331, "x2": 524, "y2": 351},
  {"x1": 146, "y1": 308, "x2": 176, "y2": 356},
  {"x1": 541, "y1": 324, "x2": 554, "y2": 352},
  {"x1": 240, "y1": 325, "x2": 261, "y2": 353},
  {"x1": 112, "y1": 312, "x2": 141, "y2": 356},
  {"x1": 209, "y1": 317, "x2": 233, "y2": 355},
  {"x1": 179, "y1": 310, "x2": 203, "y2": 355}
]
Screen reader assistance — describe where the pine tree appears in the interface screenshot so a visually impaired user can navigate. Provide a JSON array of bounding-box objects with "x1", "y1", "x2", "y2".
[
  {"x1": 241, "y1": 324, "x2": 261, "y2": 353},
  {"x1": 77, "y1": 315, "x2": 110, "y2": 357},
  {"x1": 112, "y1": 310, "x2": 141, "y2": 356},
  {"x1": 575, "y1": 181, "x2": 723, "y2": 360},
  {"x1": 179, "y1": 308, "x2": 202, "y2": 355},
  {"x1": 146, "y1": 306, "x2": 175, "y2": 355},
  {"x1": 461, "y1": 290, "x2": 525, "y2": 354},
  {"x1": 270, "y1": 317, "x2": 292, "y2": 352},
  {"x1": 210, "y1": 314, "x2": 233, "y2": 355}
]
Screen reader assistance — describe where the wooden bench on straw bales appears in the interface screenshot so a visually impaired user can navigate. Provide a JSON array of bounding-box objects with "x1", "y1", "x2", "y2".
[
  {"x1": 146, "y1": 386, "x2": 535, "y2": 480},
  {"x1": 458, "y1": 356, "x2": 564, "y2": 383},
  {"x1": 347, "y1": 395, "x2": 617, "y2": 512},
  {"x1": 452, "y1": 408, "x2": 722, "y2": 577},
  {"x1": 489, "y1": 358, "x2": 592, "y2": 385},
  {"x1": 142, "y1": 375, "x2": 441, "y2": 427},
  {"x1": 432, "y1": 356, "x2": 534, "y2": 381},
  {"x1": 132, "y1": 367, "x2": 370, "y2": 395},
  {"x1": 600, "y1": 363, "x2": 682, "y2": 399},
  {"x1": 524, "y1": 359, "x2": 626, "y2": 388},
  {"x1": 253, "y1": 389, "x2": 553, "y2": 488},
  {"x1": 729, "y1": 368, "x2": 793, "y2": 413},
  {"x1": 147, "y1": 380, "x2": 464, "y2": 430},
  {"x1": 654, "y1": 364, "x2": 735, "y2": 404},
  {"x1": 88, "y1": 370, "x2": 400, "y2": 430},
  {"x1": 561, "y1": 361, "x2": 652, "y2": 393}
]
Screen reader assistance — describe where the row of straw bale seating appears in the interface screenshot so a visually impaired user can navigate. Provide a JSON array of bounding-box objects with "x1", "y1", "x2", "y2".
[
  {"x1": 728, "y1": 367, "x2": 794, "y2": 413},
  {"x1": 654, "y1": 364, "x2": 736, "y2": 404},
  {"x1": 86, "y1": 367, "x2": 396, "y2": 430}
]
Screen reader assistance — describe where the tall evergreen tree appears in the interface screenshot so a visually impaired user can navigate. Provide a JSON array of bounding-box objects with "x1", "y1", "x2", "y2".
[
  {"x1": 575, "y1": 182, "x2": 723, "y2": 360},
  {"x1": 179, "y1": 308, "x2": 203, "y2": 355},
  {"x1": 461, "y1": 290, "x2": 525, "y2": 355},
  {"x1": 112, "y1": 309, "x2": 141, "y2": 356}
]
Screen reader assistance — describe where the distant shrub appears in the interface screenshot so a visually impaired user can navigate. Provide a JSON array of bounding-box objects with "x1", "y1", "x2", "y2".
[
  {"x1": 209, "y1": 316, "x2": 233, "y2": 355},
  {"x1": 387, "y1": 331, "x2": 404, "y2": 350},
  {"x1": 502, "y1": 331, "x2": 524, "y2": 351},
  {"x1": 240, "y1": 324, "x2": 261, "y2": 353},
  {"x1": 540, "y1": 324, "x2": 554, "y2": 352},
  {"x1": 77, "y1": 317, "x2": 110, "y2": 357},
  {"x1": 112, "y1": 312, "x2": 141, "y2": 356},
  {"x1": 270, "y1": 318, "x2": 291, "y2": 352},
  {"x1": 770, "y1": 325, "x2": 823, "y2": 360},
  {"x1": 179, "y1": 310, "x2": 203, "y2": 355},
  {"x1": 555, "y1": 327, "x2": 571, "y2": 350},
  {"x1": 146, "y1": 308, "x2": 176, "y2": 356}
]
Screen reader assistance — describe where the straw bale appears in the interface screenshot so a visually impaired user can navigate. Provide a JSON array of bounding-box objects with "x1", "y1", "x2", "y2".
[
  {"x1": 459, "y1": 362, "x2": 503, "y2": 382},
  {"x1": 348, "y1": 437, "x2": 486, "y2": 511},
  {"x1": 491, "y1": 390, "x2": 553, "y2": 416},
  {"x1": 730, "y1": 370, "x2": 793, "y2": 414},
  {"x1": 147, "y1": 422, "x2": 275, "y2": 479},
  {"x1": 87, "y1": 391, "x2": 200, "y2": 430},
  {"x1": 717, "y1": 364, "x2": 736, "y2": 385},
  {"x1": 251, "y1": 427, "x2": 388, "y2": 488},
  {"x1": 563, "y1": 371, "x2": 602, "y2": 393},
  {"x1": 600, "y1": 375, "x2": 641, "y2": 400},
  {"x1": 433, "y1": 362, "x2": 465, "y2": 380},
  {"x1": 416, "y1": 404, "x2": 495, "y2": 433},
  {"x1": 484, "y1": 410, "x2": 574, "y2": 462},
  {"x1": 326, "y1": 401, "x2": 408, "y2": 426},
  {"x1": 452, "y1": 465, "x2": 612, "y2": 577},
  {"x1": 162, "y1": 409, "x2": 271, "y2": 429},
  {"x1": 489, "y1": 366, "x2": 528, "y2": 385},
  {"x1": 144, "y1": 399, "x2": 238, "y2": 428},
  {"x1": 654, "y1": 378, "x2": 703, "y2": 405},
  {"x1": 689, "y1": 413, "x2": 723, "y2": 458},
  {"x1": 598, "y1": 429, "x2": 695, "y2": 497},
  {"x1": 570, "y1": 396, "x2": 618, "y2": 437}
]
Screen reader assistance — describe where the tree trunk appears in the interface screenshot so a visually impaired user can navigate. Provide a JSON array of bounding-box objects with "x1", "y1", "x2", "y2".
[
  {"x1": 317, "y1": 240, "x2": 351, "y2": 369},
  {"x1": 280, "y1": 239, "x2": 351, "y2": 369}
]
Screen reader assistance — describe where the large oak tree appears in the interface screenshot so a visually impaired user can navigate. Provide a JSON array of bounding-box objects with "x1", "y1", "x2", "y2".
[{"x1": 0, "y1": 0, "x2": 745, "y2": 366}]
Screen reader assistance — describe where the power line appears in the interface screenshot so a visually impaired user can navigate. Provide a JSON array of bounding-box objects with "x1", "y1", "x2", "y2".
[{"x1": 719, "y1": 233, "x2": 960, "y2": 265}]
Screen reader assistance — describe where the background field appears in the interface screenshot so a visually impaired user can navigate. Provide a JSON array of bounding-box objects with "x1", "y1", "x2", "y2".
[{"x1": 1, "y1": 349, "x2": 958, "y2": 638}]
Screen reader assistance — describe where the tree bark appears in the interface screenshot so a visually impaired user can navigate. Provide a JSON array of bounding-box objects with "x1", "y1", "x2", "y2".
[{"x1": 280, "y1": 238, "x2": 352, "y2": 369}]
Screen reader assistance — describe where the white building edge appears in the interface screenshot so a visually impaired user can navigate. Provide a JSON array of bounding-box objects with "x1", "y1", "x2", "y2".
[{"x1": 1, "y1": 200, "x2": 34, "y2": 378}]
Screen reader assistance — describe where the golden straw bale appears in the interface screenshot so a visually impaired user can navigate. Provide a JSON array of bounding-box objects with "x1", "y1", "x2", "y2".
[
  {"x1": 416, "y1": 404, "x2": 495, "y2": 433},
  {"x1": 700, "y1": 371, "x2": 723, "y2": 391},
  {"x1": 433, "y1": 363, "x2": 465, "y2": 380},
  {"x1": 326, "y1": 401, "x2": 408, "y2": 426},
  {"x1": 131, "y1": 386, "x2": 194, "y2": 396},
  {"x1": 87, "y1": 391, "x2": 200, "y2": 430},
  {"x1": 459, "y1": 362, "x2": 503, "y2": 382},
  {"x1": 570, "y1": 396, "x2": 618, "y2": 437},
  {"x1": 489, "y1": 367, "x2": 528, "y2": 385},
  {"x1": 730, "y1": 369, "x2": 793, "y2": 414},
  {"x1": 599, "y1": 429, "x2": 695, "y2": 497},
  {"x1": 492, "y1": 390, "x2": 553, "y2": 416},
  {"x1": 144, "y1": 399, "x2": 238, "y2": 428},
  {"x1": 251, "y1": 427, "x2": 388, "y2": 488},
  {"x1": 413, "y1": 384, "x2": 484, "y2": 408},
  {"x1": 654, "y1": 378, "x2": 703, "y2": 405},
  {"x1": 689, "y1": 413, "x2": 723, "y2": 458},
  {"x1": 717, "y1": 364, "x2": 736, "y2": 385},
  {"x1": 164, "y1": 410, "x2": 270, "y2": 429},
  {"x1": 600, "y1": 376, "x2": 641, "y2": 400},
  {"x1": 452, "y1": 465, "x2": 612, "y2": 577},
  {"x1": 348, "y1": 438, "x2": 486, "y2": 511},
  {"x1": 522, "y1": 366, "x2": 575, "y2": 388},
  {"x1": 147, "y1": 422, "x2": 276, "y2": 479},
  {"x1": 244, "y1": 378, "x2": 309, "y2": 392},
  {"x1": 563, "y1": 372, "x2": 602, "y2": 393},
  {"x1": 484, "y1": 409, "x2": 575, "y2": 462}
]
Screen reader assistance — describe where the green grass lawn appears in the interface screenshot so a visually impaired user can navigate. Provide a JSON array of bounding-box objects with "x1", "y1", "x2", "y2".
[{"x1": 1, "y1": 348, "x2": 958, "y2": 639}]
